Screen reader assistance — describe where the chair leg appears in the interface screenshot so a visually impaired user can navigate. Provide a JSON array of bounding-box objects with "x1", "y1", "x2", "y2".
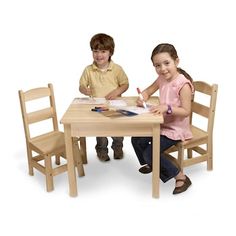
[
  {"x1": 79, "y1": 137, "x2": 87, "y2": 164},
  {"x1": 73, "y1": 138, "x2": 85, "y2": 177},
  {"x1": 27, "y1": 146, "x2": 34, "y2": 176},
  {"x1": 207, "y1": 141, "x2": 213, "y2": 170},
  {"x1": 45, "y1": 155, "x2": 54, "y2": 192},
  {"x1": 187, "y1": 148, "x2": 193, "y2": 159},
  {"x1": 178, "y1": 146, "x2": 184, "y2": 172}
]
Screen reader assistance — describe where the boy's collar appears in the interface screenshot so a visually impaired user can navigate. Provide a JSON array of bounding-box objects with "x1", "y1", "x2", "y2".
[{"x1": 92, "y1": 61, "x2": 113, "y2": 71}]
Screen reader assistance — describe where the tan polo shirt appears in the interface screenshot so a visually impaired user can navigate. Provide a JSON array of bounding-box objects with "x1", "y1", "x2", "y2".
[{"x1": 79, "y1": 61, "x2": 129, "y2": 97}]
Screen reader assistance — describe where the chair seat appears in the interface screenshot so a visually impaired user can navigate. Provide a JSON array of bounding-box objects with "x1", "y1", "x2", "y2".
[
  {"x1": 30, "y1": 131, "x2": 65, "y2": 155},
  {"x1": 178, "y1": 125, "x2": 208, "y2": 148}
]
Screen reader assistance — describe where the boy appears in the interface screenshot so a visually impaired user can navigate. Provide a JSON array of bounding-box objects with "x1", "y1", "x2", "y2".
[{"x1": 79, "y1": 33, "x2": 129, "y2": 161}]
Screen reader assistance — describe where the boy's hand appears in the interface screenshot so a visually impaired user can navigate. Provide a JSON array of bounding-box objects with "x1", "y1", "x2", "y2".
[
  {"x1": 80, "y1": 86, "x2": 92, "y2": 96},
  {"x1": 105, "y1": 90, "x2": 119, "y2": 100},
  {"x1": 105, "y1": 84, "x2": 128, "y2": 100}
]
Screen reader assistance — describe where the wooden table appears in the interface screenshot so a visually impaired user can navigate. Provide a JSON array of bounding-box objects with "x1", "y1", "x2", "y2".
[{"x1": 60, "y1": 97, "x2": 163, "y2": 198}]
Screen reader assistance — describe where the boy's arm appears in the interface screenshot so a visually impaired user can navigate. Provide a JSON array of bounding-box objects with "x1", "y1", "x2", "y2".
[
  {"x1": 79, "y1": 85, "x2": 92, "y2": 96},
  {"x1": 105, "y1": 84, "x2": 129, "y2": 100},
  {"x1": 79, "y1": 68, "x2": 93, "y2": 96}
]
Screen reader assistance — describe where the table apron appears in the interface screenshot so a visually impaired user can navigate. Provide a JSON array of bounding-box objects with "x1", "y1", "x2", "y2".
[{"x1": 71, "y1": 123, "x2": 159, "y2": 137}]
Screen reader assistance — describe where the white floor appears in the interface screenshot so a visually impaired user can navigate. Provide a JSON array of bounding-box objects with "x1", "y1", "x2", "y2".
[{"x1": 1, "y1": 136, "x2": 235, "y2": 236}]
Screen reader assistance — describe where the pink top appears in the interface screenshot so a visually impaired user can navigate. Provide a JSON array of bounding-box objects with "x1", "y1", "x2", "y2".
[{"x1": 155, "y1": 74, "x2": 194, "y2": 141}]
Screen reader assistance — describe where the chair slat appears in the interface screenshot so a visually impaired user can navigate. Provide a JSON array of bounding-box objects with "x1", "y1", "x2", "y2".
[
  {"x1": 27, "y1": 108, "x2": 54, "y2": 124},
  {"x1": 24, "y1": 87, "x2": 51, "y2": 101},
  {"x1": 192, "y1": 101, "x2": 209, "y2": 118},
  {"x1": 194, "y1": 81, "x2": 212, "y2": 95}
]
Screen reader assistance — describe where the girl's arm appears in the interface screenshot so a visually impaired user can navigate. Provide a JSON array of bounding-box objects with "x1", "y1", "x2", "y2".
[
  {"x1": 136, "y1": 80, "x2": 159, "y2": 106},
  {"x1": 176, "y1": 83, "x2": 192, "y2": 117},
  {"x1": 150, "y1": 83, "x2": 192, "y2": 117},
  {"x1": 143, "y1": 80, "x2": 159, "y2": 98}
]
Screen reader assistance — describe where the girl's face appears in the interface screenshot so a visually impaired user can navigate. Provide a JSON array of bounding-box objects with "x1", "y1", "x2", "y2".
[
  {"x1": 152, "y1": 52, "x2": 179, "y2": 81},
  {"x1": 92, "y1": 49, "x2": 111, "y2": 69}
]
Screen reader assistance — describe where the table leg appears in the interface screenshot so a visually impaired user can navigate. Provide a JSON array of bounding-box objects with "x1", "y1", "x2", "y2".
[
  {"x1": 64, "y1": 124, "x2": 78, "y2": 197},
  {"x1": 152, "y1": 124, "x2": 160, "y2": 198}
]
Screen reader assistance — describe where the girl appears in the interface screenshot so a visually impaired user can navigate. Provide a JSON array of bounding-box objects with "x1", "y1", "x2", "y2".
[{"x1": 131, "y1": 43, "x2": 194, "y2": 194}]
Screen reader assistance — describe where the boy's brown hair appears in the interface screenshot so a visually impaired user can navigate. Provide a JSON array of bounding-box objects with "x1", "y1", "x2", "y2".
[{"x1": 90, "y1": 33, "x2": 115, "y2": 60}]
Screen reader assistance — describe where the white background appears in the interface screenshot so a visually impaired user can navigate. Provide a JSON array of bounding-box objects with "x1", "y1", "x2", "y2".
[{"x1": 0, "y1": 0, "x2": 235, "y2": 235}]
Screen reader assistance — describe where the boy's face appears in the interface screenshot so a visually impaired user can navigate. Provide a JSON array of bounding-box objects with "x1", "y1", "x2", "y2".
[{"x1": 92, "y1": 49, "x2": 111, "y2": 69}]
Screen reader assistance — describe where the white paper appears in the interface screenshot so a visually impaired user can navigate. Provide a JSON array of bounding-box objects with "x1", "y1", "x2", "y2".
[
  {"x1": 73, "y1": 97, "x2": 107, "y2": 105},
  {"x1": 119, "y1": 106, "x2": 150, "y2": 114},
  {"x1": 108, "y1": 100, "x2": 127, "y2": 107}
]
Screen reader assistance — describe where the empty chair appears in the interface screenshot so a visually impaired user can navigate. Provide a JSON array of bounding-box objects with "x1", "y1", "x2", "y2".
[
  {"x1": 165, "y1": 81, "x2": 218, "y2": 171},
  {"x1": 19, "y1": 83, "x2": 85, "y2": 192}
]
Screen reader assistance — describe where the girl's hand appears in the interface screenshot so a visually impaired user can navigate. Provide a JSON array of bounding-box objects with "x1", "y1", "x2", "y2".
[
  {"x1": 149, "y1": 104, "x2": 168, "y2": 115},
  {"x1": 136, "y1": 91, "x2": 149, "y2": 107}
]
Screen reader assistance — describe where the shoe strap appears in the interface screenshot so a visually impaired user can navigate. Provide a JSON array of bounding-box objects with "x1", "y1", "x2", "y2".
[{"x1": 176, "y1": 178, "x2": 186, "y2": 183}]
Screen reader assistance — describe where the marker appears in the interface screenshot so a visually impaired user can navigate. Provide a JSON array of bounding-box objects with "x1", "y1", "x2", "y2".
[
  {"x1": 91, "y1": 107, "x2": 109, "y2": 112},
  {"x1": 136, "y1": 87, "x2": 147, "y2": 108}
]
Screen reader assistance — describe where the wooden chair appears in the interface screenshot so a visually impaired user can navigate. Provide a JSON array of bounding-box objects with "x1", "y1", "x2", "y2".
[
  {"x1": 19, "y1": 83, "x2": 85, "y2": 192},
  {"x1": 165, "y1": 81, "x2": 218, "y2": 171}
]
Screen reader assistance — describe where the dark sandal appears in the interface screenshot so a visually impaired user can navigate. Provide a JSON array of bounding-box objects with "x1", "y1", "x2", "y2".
[
  {"x1": 173, "y1": 175, "x2": 192, "y2": 194},
  {"x1": 139, "y1": 164, "x2": 152, "y2": 174}
]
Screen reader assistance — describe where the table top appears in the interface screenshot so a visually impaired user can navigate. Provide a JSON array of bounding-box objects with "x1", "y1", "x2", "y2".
[{"x1": 60, "y1": 96, "x2": 163, "y2": 125}]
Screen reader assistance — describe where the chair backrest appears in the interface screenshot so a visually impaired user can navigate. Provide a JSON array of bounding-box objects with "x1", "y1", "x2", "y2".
[
  {"x1": 19, "y1": 83, "x2": 59, "y2": 141},
  {"x1": 191, "y1": 81, "x2": 218, "y2": 134}
]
